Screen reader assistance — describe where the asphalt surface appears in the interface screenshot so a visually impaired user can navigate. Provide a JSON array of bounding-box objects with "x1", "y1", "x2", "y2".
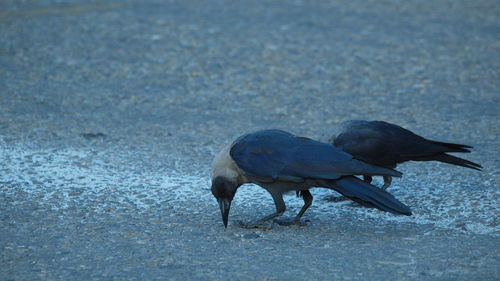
[{"x1": 1, "y1": 0, "x2": 499, "y2": 280}]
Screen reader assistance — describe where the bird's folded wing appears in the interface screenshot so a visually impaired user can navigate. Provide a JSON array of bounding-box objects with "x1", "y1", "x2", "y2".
[
  {"x1": 335, "y1": 122, "x2": 455, "y2": 164},
  {"x1": 230, "y1": 130, "x2": 356, "y2": 182},
  {"x1": 334, "y1": 130, "x2": 397, "y2": 167}
]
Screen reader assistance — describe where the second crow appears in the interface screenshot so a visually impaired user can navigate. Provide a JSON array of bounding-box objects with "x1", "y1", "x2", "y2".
[{"x1": 324, "y1": 120, "x2": 482, "y2": 189}]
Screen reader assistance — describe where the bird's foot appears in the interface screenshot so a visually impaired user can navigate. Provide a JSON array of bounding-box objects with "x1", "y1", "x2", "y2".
[
  {"x1": 272, "y1": 219, "x2": 309, "y2": 226},
  {"x1": 324, "y1": 195, "x2": 350, "y2": 202},
  {"x1": 238, "y1": 220, "x2": 272, "y2": 229},
  {"x1": 381, "y1": 176, "x2": 392, "y2": 190}
]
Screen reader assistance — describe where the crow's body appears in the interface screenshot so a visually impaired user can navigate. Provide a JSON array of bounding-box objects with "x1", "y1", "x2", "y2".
[
  {"x1": 210, "y1": 129, "x2": 411, "y2": 228},
  {"x1": 325, "y1": 120, "x2": 482, "y2": 189}
]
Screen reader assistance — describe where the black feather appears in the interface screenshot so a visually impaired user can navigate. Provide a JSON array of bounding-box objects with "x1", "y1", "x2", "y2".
[
  {"x1": 231, "y1": 129, "x2": 402, "y2": 182},
  {"x1": 331, "y1": 120, "x2": 482, "y2": 171},
  {"x1": 330, "y1": 176, "x2": 412, "y2": 216}
]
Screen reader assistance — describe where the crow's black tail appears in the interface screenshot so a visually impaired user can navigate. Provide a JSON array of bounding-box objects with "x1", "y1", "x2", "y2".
[
  {"x1": 427, "y1": 140, "x2": 472, "y2": 153},
  {"x1": 434, "y1": 153, "x2": 483, "y2": 171},
  {"x1": 419, "y1": 153, "x2": 483, "y2": 171},
  {"x1": 329, "y1": 176, "x2": 412, "y2": 216}
]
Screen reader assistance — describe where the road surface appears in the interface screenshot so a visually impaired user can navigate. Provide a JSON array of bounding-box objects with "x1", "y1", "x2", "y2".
[{"x1": 1, "y1": 0, "x2": 499, "y2": 280}]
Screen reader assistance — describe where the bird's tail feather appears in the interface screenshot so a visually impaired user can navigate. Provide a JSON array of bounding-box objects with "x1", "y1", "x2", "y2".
[
  {"x1": 329, "y1": 176, "x2": 412, "y2": 216},
  {"x1": 417, "y1": 153, "x2": 482, "y2": 171},
  {"x1": 427, "y1": 140, "x2": 472, "y2": 153}
]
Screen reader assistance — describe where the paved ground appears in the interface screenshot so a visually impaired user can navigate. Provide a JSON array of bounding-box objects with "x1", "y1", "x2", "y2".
[{"x1": 1, "y1": 0, "x2": 499, "y2": 280}]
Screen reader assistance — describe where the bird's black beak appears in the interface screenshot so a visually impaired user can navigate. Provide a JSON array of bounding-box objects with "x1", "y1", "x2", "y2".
[{"x1": 217, "y1": 198, "x2": 231, "y2": 228}]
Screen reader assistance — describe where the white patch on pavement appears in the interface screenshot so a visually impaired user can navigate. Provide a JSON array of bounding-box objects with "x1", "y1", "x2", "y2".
[
  {"x1": 1, "y1": 145, "x2": 498, "y2": 235},
  {"x1": 0, "y1": 145, "x2": 210, "y2": 212}
]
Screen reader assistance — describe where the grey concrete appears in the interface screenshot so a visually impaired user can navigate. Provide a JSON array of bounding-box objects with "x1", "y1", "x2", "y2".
[{"x1": 1, "y1": 0, "x2": 499, "y2": 280}]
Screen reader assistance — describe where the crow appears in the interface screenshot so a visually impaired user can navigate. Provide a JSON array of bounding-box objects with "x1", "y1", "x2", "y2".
[
  {"x1": 210, "y1": 129, "x2": 411, "y2": 228},
  {"x1": 324, "y1": 120, "x2": 482, "y2": 189}
]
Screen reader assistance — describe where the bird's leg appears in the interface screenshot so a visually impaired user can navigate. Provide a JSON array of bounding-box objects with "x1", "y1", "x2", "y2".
[
  {"x1": 274, "y1": 190, "x2": 313, "y2": 226},
  {"x1": 381, "y1": 176, "x2": 392, "y2": 190},
  {"x1": 238, "y1": 190, "x2": 286, "y2": 229},
  {"x1": 294, "y1": 190, "x2": 313, "y2": 220}
]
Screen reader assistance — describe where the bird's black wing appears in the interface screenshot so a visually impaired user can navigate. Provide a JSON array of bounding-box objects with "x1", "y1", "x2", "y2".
[
  {"x1": 333, "y1": 121, "x2": 410, "y2": 167},
  {"x1": 334, "y1": 120, "x2": 467, "y2": 166},
  {"x1": 231, "y1": 130, "x2": 400, "y2": 182}
]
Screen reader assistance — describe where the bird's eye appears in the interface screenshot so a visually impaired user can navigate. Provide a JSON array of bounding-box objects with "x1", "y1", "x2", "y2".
[{"x1": 211, "y1": 176, "x2": 236, "y2": 200}]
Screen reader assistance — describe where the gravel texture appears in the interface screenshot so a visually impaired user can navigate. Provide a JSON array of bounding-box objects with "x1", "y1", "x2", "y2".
[{"x1": 1, "y1": 0, "x2": 499, "y2": 280}]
